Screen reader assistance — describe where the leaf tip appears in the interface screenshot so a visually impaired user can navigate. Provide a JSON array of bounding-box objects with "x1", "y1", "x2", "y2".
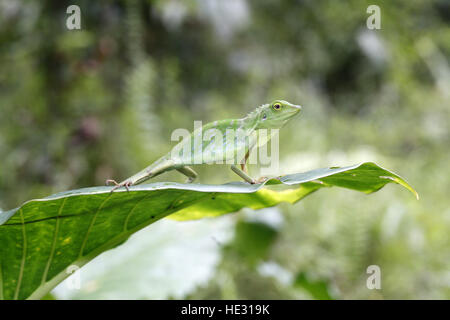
[{"x1": 379, "y1": 175, "x2": 419, "y2": 200}]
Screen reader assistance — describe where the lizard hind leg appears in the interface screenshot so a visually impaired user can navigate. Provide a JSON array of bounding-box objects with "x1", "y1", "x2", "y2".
[
  {"x1": 106, "y1": 179, "x2": 132, "y2": 192},
  {"x1": 106, "y1": 158, "x2": 175, "y2": 192},
  {"x1": 176, "y1": 166, "x2": 198, "y2": 183}
]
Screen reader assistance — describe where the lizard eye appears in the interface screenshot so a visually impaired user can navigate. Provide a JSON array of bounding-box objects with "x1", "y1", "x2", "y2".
[{"x1": 273, "y1": 103, "x2": 281, "y2": 110}]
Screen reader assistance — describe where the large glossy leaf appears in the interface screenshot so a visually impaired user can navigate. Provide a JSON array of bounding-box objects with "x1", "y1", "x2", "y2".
[{"x1": 0, "y1": 162, "x2": 417, "y2": 300}]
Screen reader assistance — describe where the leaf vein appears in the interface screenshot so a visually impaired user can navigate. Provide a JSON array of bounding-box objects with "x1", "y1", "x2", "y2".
[
  {"x1": 124, "y1": 194, "x2": 152, "y2": 232},
  {"x1": 78, "y1": 195, "x2": 111, "y2": 258},
  {"x1": 42, "y1": 197, "x2": 67, "y2": 284},
  {"x1": 14, "y1": 209, "x2": 27, "y2": 300}
]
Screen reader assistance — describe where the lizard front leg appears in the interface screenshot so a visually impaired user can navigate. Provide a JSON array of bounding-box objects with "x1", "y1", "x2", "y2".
[
  {"x1": 231, "y1": 164, "x2": 256, "y2": 184},
  {"x1": 233, "y1": 149, "x2": 268, "y2": 183}
]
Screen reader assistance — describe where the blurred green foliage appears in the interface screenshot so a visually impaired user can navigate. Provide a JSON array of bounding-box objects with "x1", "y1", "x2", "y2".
[
  {"x1": 230, "y1": 221, "x2": 278, "y2": 266},
  {"x1": 0, "y1": 0, "x2": 449, "y2": 299}
]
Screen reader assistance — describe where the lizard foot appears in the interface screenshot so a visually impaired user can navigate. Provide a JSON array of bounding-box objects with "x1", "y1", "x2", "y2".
[
  {"x1": 255, "y1": 176, "x2": 269, "y2": 184},
  {"x1": 106, "y1": 179, "x2": 132, "y2": 192},
  {"x1": 247, "y1": 177, "x2": 267, "y2": 184}
]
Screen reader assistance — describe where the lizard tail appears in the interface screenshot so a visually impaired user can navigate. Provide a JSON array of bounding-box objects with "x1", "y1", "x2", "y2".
[{"x1": 118, "y1": 157, "x2": 175, "y2": 187}]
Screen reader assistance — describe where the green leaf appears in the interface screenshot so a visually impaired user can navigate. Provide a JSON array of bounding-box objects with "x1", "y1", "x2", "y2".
[{"x1": 0, "y1": 162, "x2": 417, "y2": 300}]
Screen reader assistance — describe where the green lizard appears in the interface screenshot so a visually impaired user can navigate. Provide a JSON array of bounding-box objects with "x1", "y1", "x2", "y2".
[{"x1": 107, "y1": 100, "x2": 301, "y2": 191}]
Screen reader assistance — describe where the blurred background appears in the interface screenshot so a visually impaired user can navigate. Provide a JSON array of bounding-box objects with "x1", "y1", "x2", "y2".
[{"x1": 0, "y1": 0, "x2": 449, "y2": 299}]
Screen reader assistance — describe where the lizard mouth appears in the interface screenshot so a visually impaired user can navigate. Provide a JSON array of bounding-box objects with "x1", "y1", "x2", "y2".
[
  {"x1": 288, "y1": 105, "x2": 302, "y2": 116},
  {"x1": 278, "y1": 108, "x2": 301, "y2": 122}
]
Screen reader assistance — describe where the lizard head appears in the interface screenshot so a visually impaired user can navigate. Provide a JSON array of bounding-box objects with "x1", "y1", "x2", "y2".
[{"x1": 254, "y1": 100, "x2": 302, "y2": 129}]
